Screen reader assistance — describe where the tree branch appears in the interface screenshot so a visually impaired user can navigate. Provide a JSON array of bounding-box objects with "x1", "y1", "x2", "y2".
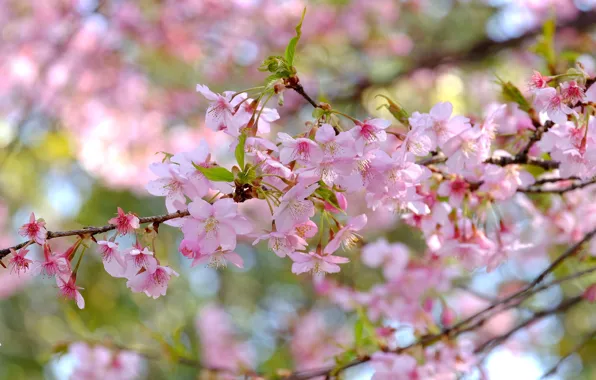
[{"x1": 0, "y1": 210, "x2": 190, "y2": 261}]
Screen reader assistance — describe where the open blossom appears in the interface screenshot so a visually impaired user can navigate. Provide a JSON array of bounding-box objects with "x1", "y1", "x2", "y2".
[
  {"x1": 196, "y1": 84, "x2": 242, "y2": 134},
  {"x1": 57, "y1": 273, "x2": 85, "y2": 309},
  {"x1": 528, "y1": 70, "x2": 551, "y2": 91},
  {"x1": 182, "y1": 198, "x2": 252, "y2": 253},
  {"x1": 253, "y1": 230, "x2": 307, "y2": 258},
  {"x1": 277, "y1": 132, "x2": 323, "y2": 165},
  {"x1": 350, "y1": 118, "x2": 391, "y2": 153},
  {"x1": 560, "y1": 80, "x2": 585, "y2": 104},
  {"x1": 534, "y1": 87, "x2": 574, "y2": 125},
  {"x1": 325, "y1": 214, "x2": 367, "y2": 253},
  {"x1": 197, "y1": 305, "x2": 254, "y2": 372},
  {"x1": 146, "y1": 162, "x2": 202, "y2": 213},
  {"x1": 273, "y1": 180, "x2": 318, "y2": 233},
  {"x1": 233, "y1": 95, "x2": 280, "y2": 134},
  {"x1": 289, "y1": 250, "x2": 349, "y2": 275},
  {"x1": 479, "y1": 159, "x2": 535, "y2": 200},
  {"x1": 18, "y1": 212, "x2": 47, "y2": 244},
  {"x1": 8, "y1": 248, "x2": 32, "y2": 275},
  {"x1": 361, "y1": 238, "x2": 410, "y2": 280},
  {"x1": 68, "y1": 342, "x2": 142, "y2": 380},
  {"x1": 108, "y1": 207, "x2": 140, "y2": 235},
  {"x1": 193, "y1": 249, "x2": 245, "y2": 269},
  {"x1": 127, "y1": 265, "x2": 179, "y2": 299},
  {"x1": 371, "y1": 352, "x2": 418, "y2": 380},
  {"x1": 34, "y1": 244, "x2": 70, "y2": 277}
]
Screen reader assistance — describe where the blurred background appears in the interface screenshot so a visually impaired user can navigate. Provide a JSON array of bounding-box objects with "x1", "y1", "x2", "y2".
[{"x1": 2, "y1": 0, "x2": 596, "y2": 379}]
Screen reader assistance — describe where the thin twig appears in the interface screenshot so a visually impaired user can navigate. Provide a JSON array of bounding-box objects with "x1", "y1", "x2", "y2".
[
  {"x1": 0, "y1": 210, "x2": 190, "y2": 260},
  {"x1": 540, "y1": 329, "x2": 596, "y2": 379}
]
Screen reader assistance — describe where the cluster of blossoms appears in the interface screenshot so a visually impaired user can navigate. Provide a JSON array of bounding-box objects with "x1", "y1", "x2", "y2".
[
  {"x1": 65, "y1": 342, "x2": 142, "y2": 380},
  {"x1": 6, "y1": 59, "x2": 596, "y2": 378}
]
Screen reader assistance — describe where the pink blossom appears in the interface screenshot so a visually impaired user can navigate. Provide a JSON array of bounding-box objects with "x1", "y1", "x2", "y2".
[
  {"x1": 479, "y1": 160, "x2": 535, "y2": 200},
  {"x1": 69, "y1": 342, "x2": 142, "y2": 380},
  {"x1": 253, "y1": 230, "x2": 307, "y2": 258},
  {"x1": 57, "y1": 273, "x2": 85, "y2": 309},
  {"x1": 560, "y1": 80, "x2": 585, "y2": 104},
  {"x1": 192, "y1": 249, "x2": 245, "y2": 269},
  {"x1": 97, "y1": 239, "x2": 128, "y2": 277},
  {"x1": 126, "y1": 265, "x2": 179, "y2": 299},
  {"x1": 370, "y1": 352, "x2": 418, "y2": 380},
  {"x1": 18, "y1": 212, "x2": 47, "y2": 245},
  {"x1": 437, "y1": 177, "x2": 469, "y2": 207},
  {"x1": 8, "y1": 248, "x2": 32, "y2": 275},
  {"x1": 273, "y1": 180, "x2": 319, "y2": 233},
  {"x1": 528, "y1": 70, "x2": 551, "y2": 91},
  {"x1": 34, "y1": 244, "x2": 70, "y2": 277},
  {"x1": 182, "y1": 198, "x2": 252, "y2": 253},
  {"x1": 288, "y1": 250, "x2": 349, "y2": 275},
  {"x1": 197, "y1": 304, "x2": 254, "y2": 372},
  {"x1": 350, "y1": 118, "x2": 391, "y2": 154},
  {"x1": 325, "y1": 214, "x2": 367, "y2": 254},
  {"x1": 146, "y1": 162, "x2": 203, "y2": 212},
  {"x1": 196, "y1": 84, "x2": 242, "y2": 135},
  {"x1": 361, "y1": 238, "x2": 410, "y2": 280},
  {"x1": 277, "y1": 132, "x2": 323, "y2": 165},
  {"x1": 108, "y1": 207, "x2": 140, "y2": 235},
  {"x1": 534, "y1": 87, "x2": 574, "y2": 125}
]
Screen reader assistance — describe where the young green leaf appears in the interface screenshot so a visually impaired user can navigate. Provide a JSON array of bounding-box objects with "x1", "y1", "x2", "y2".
[
  {"x1": 284, "y1": 7, "x2": 307, "y2": 67},
  {"x1": 193, "y1": 165, "x2": 235, "y2": 182},
  {"x1": 497, "y1": 78, "x2": 531, "y2": 112},
  {"x1": 236, "y1": 133, "x2": 247, "y2": 170},
  {"x1": 375, "y1": 94, "x2": 410, "y2": 127}
]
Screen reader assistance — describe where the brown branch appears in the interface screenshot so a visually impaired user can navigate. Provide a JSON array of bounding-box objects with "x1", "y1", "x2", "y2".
[
  {"x1": 286, "y1": 83, "x2": 321, "y2": 108},
  {"x1": 520, "y1": 178, "x2": 596, "y2": 194},
  {"x1": 0, "y1": 210, "x2": 190, "y2": 261},
  {"x1": 474, "y1": 296, "x2": 583, "y2": 355},
  {"x1": 338, "y1": 11, "x2": 596, "y2": 102},
  {"x1": 540, "y1": 329, "x2": 596, "y2": 379}
]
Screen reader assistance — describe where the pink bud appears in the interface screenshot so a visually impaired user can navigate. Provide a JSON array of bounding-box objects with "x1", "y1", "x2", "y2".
[
  {"x1": 583, "y1": 284, "x2": 596, "y2": 303},
  {"x1": 422, "y1": 297, "x2": 434, "y2": 313},
  {"x1": 441, "y1": 306, "x2": 456, "y2": 326},
  {"x1": 324, "y1": 192, "x2": 348, "y2": 213}
]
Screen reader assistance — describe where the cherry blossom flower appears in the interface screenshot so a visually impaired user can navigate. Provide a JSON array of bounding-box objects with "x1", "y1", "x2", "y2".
[
  {"x1": 8, "y1": 248, "x2": 32, "y2": 275},
  {"x1": 146, "y1": 162, "x2": 202, "y2": 212},
  {"x1": 534, "y1": 87, "x2": 574, "y2": 125},
  {"x1": 126, "y1": 265, "x2": 179, "y2": 299},
  {"x1": 182, "y1": 198, "x2": 252, "y2": 253},
  {"x1": 68, "y1": 342, "x2": 142, "y2": 380},
  {"x1": 253, "y1": 230, "x2": 307, "y2": 258},
  {"x1": 350, "y1": 118, "x2": 391, "y2": 154},
  {"x1": 370, "y1": 352, "x2": 418, "y2": 380},
  {"x1": 325, "y1": 214, "x2": 367, "y2": 253},
  {"x1": 57, "y1": 273, "x2": 85, "y2": 309},
  {"x1": 108, "y1": 207, "x2": 140, "y2": 235},
  {"x1": 273, "y1": 179, "x2": 319, "y2": 233},
  {"x1": 528, "y1": 70, "x2": 551, "y2": 91},
  {"x1": 288, "y1": 250, "x2": 350, "y2": 275},
  {"x1": 196, "y1": 84, "x2": 242, "y2": 134},
  {"x1": 34, "y1": 244, "x2": 70, "y2": 277},
  {"x1": 18, "y1": 212, "x2": 47, "y2": 245},
  {"x1": 277, "y1": 132, "x2": 323, "y2": 165},
  {"x1": 560, "y1": 80, "x2": 585, "y2": 104},
  {"x1": 192, "y1": 249, "x2": 245, "y2": 269}
]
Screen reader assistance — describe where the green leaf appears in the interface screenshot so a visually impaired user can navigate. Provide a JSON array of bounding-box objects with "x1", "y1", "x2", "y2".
[
  {"x1": 235, "y1": 133, "x2": 247, "y2": 170},
  {"x1": 315, "y1": 185, "x2": 342, "y2": 211},
  {"x1": 532, "y1": 16, "x2": 556, "y2": 67},
  {"x1": 284, "y1": 7, "x2": 307, "y2": 67},
  {"x1": 193, "y1": 165, "x2": 235, "y2": 182},
  {"x1": 354, "y1": 319, "x2": 364, "y2": 347},
  {"x1": 375, "y1": 94, "x2": 410, "y2": 127},
  {"x1": 496, "y1": 77, "x2": 531, "y2": 112}
]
